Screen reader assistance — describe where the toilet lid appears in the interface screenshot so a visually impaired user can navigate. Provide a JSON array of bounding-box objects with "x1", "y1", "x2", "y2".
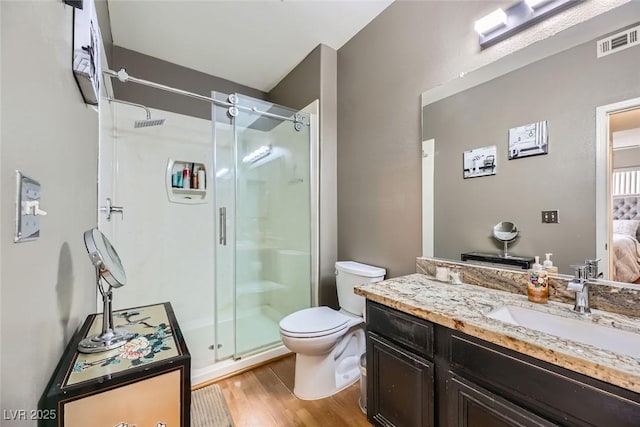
[{"x1": 279, "y1": 307, "x2": 350, "y2": 336}]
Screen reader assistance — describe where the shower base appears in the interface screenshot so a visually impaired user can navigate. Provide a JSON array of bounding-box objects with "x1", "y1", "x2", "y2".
[{"x1": 184, "y1": 310, "x2": 289, "y2": 386}]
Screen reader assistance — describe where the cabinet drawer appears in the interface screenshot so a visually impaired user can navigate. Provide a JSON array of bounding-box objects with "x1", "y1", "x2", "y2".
[
  {"x1": 367, "y1": 301, "x2": 433, "y2": 359},
  {"x1": 450, "y1": 333, "x2": 640, "y2": 427},
  {"x1": 64, "y1": 370, "x2": 182, "y2": 427}
]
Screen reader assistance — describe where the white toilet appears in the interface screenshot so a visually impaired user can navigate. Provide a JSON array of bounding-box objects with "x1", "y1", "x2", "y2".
[{"x1": 279, "y1": 261, "x2": 386, "y2": 400}]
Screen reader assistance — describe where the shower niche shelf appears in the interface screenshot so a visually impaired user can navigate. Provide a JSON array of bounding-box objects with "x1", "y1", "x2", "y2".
[{"x1": 165, "y1": 158, "x2": 208, "y2": 204}]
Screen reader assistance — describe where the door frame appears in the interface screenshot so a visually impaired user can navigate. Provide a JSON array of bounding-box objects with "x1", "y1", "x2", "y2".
[{"x1": 595, "y1": 96, "x2": 640, "y2": 280}]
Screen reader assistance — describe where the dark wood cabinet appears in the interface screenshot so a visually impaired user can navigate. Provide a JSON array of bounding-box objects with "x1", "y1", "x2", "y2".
[
  {"x1": 365, "y1": 300, "x2": 640, "y2": 427},
  {"x1": 447, "y1": 374, "x2": 557, "y2": 427},
  {"x1": 445, "y1": 332, "x2": 640, "y2": 427},
  {"x1": 366, "y1": 301, "x2": 435, "y2": 427},
  {"x1": 368, "y1": 333, "x2": 434, "y2": 427}
]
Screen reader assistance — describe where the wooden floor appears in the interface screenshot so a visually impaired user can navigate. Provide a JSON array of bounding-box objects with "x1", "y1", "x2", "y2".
[{"x1": 215, "y1": 355, "x2": 372, "y2": 426}]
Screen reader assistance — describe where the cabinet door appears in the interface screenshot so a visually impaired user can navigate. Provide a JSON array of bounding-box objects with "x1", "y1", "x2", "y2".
[
  {"x1": 447, "y1": 375, "x2": 557, "y2": 427},
  {"x1": 368, "y1": 333, "x2": 434, "y2": 427},
  {"x1": 64, "y1": 370, "x2": 182, "y2": 427}
]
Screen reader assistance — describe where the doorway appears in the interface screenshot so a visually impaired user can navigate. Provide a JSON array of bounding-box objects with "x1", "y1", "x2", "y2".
[{"x1": 596, "y1": 97, "x2": 640, "y2": 283}]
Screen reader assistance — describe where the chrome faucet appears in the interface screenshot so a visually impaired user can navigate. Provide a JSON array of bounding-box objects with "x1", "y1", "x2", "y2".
[
  {"x1": 567, "y1": 264, "x2": 591, "y2": 314},
  {"x1": 585, "y1": 258, "x2": 602, "y2": 280}
]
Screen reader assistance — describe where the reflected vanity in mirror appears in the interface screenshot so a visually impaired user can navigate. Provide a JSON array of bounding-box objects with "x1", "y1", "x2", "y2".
[
  {"x1": 78, "y1": 228, "x2": 135, "y2": 353},
  {"x1": 422, "y1": 10, "x2": 640, "y2": 283},
  {"x1": 461, "y1": 222, "x2": 535, "y2": 269}
]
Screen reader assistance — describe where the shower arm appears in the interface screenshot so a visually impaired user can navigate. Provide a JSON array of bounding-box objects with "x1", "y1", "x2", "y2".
[
  {"x1": 102, "y1": 68, "x2": 308, "y2": 126},
  {"x1": 106, "y1": 97, "x2": 151, "y2": 120}
]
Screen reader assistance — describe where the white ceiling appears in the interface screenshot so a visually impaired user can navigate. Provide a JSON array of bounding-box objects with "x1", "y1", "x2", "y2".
[{"x1": 107, "y1": 0, "x2": 393, "y2": 92}]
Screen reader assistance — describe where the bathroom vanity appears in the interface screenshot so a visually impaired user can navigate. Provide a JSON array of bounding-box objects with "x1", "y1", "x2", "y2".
[
  {"x1": 357, "y1": 274, "x2": 640, "y2": 427},
  {"x1": 38, "y1": 302, "x2": 191, "y2": 427}
]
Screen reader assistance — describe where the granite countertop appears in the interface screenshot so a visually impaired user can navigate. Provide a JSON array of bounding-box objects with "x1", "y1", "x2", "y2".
[{"x1": 355, "y1": 273, "x2": 640, "y2": 394}]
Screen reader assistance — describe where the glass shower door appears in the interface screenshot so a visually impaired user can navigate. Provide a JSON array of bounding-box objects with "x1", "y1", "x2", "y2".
[
  {"x1": 213, "y1": 93, "x2": 236, "y2": 360},
  {"x1": 214, "y1": 93, "x2": 312, "y2": 360}
]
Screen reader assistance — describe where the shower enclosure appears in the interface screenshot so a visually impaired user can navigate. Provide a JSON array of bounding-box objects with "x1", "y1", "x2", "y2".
[
  {"x1": 98, "y1": 76, "x2": 317, "y2": 384},
  {"x1": 213, "y1": 93, "x2": 314, "y2": 361}
]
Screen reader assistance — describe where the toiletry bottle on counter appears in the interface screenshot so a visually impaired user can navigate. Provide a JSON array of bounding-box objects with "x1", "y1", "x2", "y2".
[
  {"x1": 435, "y1": 266, "x2": 449, "y2": 282},
  {"x1": 528, "y1": 256, "x2": 549, "y2": 303},
  {"x1": 182, "y1": 163, "x2": 191, "y2": 189},
  {"x1": 543, "y1": 253, "x2": 559, "y2": 274},
  {"x1": 531, "y1": 255, "x2": 543, "y2": 271}
]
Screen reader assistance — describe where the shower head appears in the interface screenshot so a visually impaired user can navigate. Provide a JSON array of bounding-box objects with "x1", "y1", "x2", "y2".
[
  {"x1": 134, "y1": 118, "x2": 166, "y2": 128},
  {"x1": 106, "y1": 97, "x2": 166, "y2": 129}
]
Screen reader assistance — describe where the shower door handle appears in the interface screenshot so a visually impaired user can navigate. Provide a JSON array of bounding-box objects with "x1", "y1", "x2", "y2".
[{"x1": 219, "y1": 207, "x2": 227, "y2": 245}]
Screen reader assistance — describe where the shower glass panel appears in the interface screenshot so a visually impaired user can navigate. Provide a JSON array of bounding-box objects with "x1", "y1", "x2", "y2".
[{"x1": 214, "y1": 93, "x2": 311, "y2": 360}]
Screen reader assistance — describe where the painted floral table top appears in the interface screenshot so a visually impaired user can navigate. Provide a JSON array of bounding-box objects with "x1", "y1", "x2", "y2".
[{"x1": 64, "y1": 304, "x2": 180, "y2": 387}]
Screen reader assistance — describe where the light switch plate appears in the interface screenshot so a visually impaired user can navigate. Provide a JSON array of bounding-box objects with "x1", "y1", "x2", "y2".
[{"x1": 15, "y1": 171, "x2": 42, "y2": 242}]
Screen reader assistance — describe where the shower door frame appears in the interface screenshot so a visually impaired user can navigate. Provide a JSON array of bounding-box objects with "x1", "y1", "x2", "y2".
[{"x1": 212, "y1": 93, "x2": 319, "y2": 362}]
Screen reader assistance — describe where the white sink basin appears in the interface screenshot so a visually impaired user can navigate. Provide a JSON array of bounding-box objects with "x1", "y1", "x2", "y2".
[{"x1": 485, "y1": 305, "x2": 640, "y2": 359}]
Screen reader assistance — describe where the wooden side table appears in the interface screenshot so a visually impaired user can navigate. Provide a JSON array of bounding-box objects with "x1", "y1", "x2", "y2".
[{"x1": 39, "y1": 302, "x2": 191, "y2": 427}]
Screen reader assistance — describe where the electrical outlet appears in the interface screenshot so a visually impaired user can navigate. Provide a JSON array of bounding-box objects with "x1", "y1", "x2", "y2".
[{"x1": 541, "y1": 210, "x2": 559, "y2": 223}]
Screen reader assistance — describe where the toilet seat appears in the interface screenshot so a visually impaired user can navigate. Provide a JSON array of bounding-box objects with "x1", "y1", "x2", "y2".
[{"x1": 279, "y1": 307, "x2": 352, "y2": 338}]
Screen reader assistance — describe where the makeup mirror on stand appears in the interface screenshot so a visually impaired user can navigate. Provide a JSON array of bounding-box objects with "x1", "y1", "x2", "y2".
[
  {"x1": 78, "y1": 228, "x2": 135, "y2": 353},
  {"x1": 493, "y1": 221, "x2": 519, "y2": 258}
]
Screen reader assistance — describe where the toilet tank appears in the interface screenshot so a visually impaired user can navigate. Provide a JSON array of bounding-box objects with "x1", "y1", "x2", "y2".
[{"x1": 335, "y1": 261, "x2": 386, "y2": 316}]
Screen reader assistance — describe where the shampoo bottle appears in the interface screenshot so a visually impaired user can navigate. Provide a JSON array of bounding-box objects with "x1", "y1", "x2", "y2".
[
  {"x1": 198, "y1": 168, "x2": 206, "y2": 190},
  {"x1": 543, "y1": 253, "x2": 559, "y2": 274},
  {"x1": 182, "y1": 163, "x2": 191, "y2": 189},
  {"x1": 528, "y1": 255, "x2": 549, "y2": 303}
]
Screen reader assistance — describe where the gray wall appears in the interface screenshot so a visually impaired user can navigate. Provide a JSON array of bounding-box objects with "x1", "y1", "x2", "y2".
[
  {"x1": 337, "y1": 1, "x2": 639, "y2": 278},
  {"x1": 269, "y1": 45, "x2": 339, "y2": 308},
  {"x1": 614, "y1": 147, "x2": 640, "y2": 169},
  {"x1": 1, "y1": 1, "x2": 98, "y2": 424},
  {"x1": 337, "y1": 2, "x2": 490, "y2": 278},
  {"x1": 423, "y1": 39, "x2": 640, "y2": 273},
  {"x1": 109, "y1": 45, "x2": 267, "y2": 120},
  {"x1": 269, "y1": 45, "x2": 321, "y2": 108}
]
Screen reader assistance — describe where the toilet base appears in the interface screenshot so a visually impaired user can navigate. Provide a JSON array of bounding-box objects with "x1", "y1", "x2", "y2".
[
  {"x1": 293, "y1": 353, "x2": 361, "y2": 400},
  {"x1": 292, "y1": 329, "x2": 364, "y2": 400}
]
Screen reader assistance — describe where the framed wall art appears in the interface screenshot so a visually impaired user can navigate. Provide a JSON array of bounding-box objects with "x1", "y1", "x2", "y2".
[
  {"x1": 508, "y1": 121, "x2": 548, "y2": 159},
  {"x1": 463, "y1": 145, "x2": 497, "y2": 179}
]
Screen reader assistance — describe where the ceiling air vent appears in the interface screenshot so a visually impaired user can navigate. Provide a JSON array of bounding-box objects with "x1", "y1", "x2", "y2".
[{"x1": 597, "y1": 25, "x2": 640, "y2": 58}]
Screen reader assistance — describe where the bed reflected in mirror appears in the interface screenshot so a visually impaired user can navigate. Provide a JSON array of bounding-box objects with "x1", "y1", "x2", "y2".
[{"x1": 609, "y1": 106, "x2": 640, "y2": 284}]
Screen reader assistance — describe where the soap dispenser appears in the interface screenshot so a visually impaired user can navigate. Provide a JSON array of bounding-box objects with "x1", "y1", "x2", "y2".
[
  {"x1": 528, "y1": 255, "x2": 549, "y2": 303},
  {"x1": 543, "y1": 253, "x2": 558, "y2": 274}
]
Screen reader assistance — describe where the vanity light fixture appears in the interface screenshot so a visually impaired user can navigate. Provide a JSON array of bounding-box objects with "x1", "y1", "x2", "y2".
[
  {"x1": 476, "y1": 0, "x2": 582, "y2": 49},
  {"x1": 525, "y1": 0, "x2": 554, "y2": 10},
  {"x1": 474, "y1": 8, "x2": 507, "y2": 36}
]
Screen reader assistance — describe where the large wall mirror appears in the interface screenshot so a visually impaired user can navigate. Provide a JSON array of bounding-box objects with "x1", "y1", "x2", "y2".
[
  {"x1": 596, "y1": 101, "x2": 640, "y2": 284},
  {"x1": 421, "y1": 15, "x2": 640, "y2": 284}
]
